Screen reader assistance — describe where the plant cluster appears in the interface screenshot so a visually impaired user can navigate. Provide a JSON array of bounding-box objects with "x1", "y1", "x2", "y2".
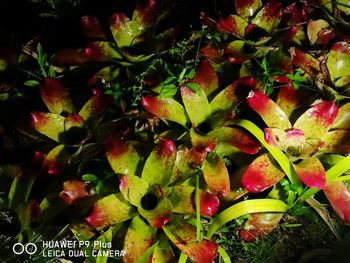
[{"x1": 1, "y1": 0, "x2": 350, "y2": 262}]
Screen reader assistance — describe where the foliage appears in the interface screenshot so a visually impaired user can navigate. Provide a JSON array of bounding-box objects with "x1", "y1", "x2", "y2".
[{"x1": 1, "y1": 0, "x2": 350, "y2": 262}]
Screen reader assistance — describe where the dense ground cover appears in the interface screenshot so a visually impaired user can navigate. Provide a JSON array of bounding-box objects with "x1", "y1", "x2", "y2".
[{"x1": 1, "y1": 0, "x2": 350, "y2": 262}]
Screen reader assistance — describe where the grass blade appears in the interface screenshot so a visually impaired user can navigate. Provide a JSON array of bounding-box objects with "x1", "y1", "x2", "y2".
[{"x1": 207, "y1": 199, "x2": 288, "y2": 238}]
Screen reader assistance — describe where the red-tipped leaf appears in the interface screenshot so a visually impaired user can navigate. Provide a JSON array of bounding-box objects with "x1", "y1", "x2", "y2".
[
  {"x1": 123, "y1": 216, "x2": 157, "y2": 263},
  {"x1": 293, "y1": 157, "x2": 326, "y2": 189},
  {"x1": 163, "y1": 216, "x2": 218, "y2": 263},
  {"x1": 85, "y1": 194, "x2": 136, "y2": 229},
  {"x1": 202, "y1": 155, "x2": 230, "y2": 196},
  {"x1": 324, "y1": 181, "x2": 350, "y2": 224},
  {"x1": 293, "y1": 100, "x2": 338, "y2": 139},
  {"x1": 235, "y1": 0, "x2": 262, "y2": 19},
  {"x1": 105, "y1": 139, "x2": 141, "y2": 175},
  {"x1": 141, "y1": 95, "x2": 189, "y2": 126},
  {"x1": 242, "y1": 153, "x2": 285, "y2": 193},
  {"x1": 247, "y1": 90, "x2": 292, "y2": 130},
  {"x1": 193, "y1": 60, "x2": 219, "y2": 96},
  {"x1": 30, "y1": 112, "x2": 65, "y2": 142},
  {"x1": 81, "y1": 15, "x2": 106, "y2": 39},
  {"x1": 39, "y1": 78, "x2": 74, "y2": 115},
  {"x1": 251, "y1": 0, "x2": 282, "y2": 33},
  {"x1": 141, "y1": 139, "x2": 176, "y2": 186}
]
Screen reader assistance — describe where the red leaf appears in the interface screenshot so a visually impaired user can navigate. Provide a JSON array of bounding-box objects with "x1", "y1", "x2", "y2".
[
  {"x1": 293, "y1": 157, "x2": 326, "y2": 189},
  {"x1": 247, "y1": 90, "x2": 291, "y2": 130},
  {"x1": 81, "y1": 15, "x2": 106, "y2": 39},
  {"x1": 199, "y1": 191, "x2": 220, "y2": 217},
  {"x1": 242, "y1": 153, "x2": 285, "y2": 193},
  {"x1": 324, "y1": 181, "x2": 350, "y2": 224},
  {"x1": 39, "y1": 78, "x2": 74, "y2": 115},
  {"x1": 193, "y1": 60, "x2": 219, "y2": 96}
]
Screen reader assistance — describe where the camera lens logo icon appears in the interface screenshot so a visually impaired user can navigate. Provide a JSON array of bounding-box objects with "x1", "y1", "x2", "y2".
[{"x1": 12, "y1": 243, "x2": 37, "y2": 255}]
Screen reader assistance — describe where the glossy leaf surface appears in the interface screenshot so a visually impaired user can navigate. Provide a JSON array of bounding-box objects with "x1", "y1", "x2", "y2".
[
  {"x1": 141, "y1": 95, "x2": 189, "y2": 126},
  {"x1": 247, "y1": 90, "x2": 291, "y2": 130},
  {"x1": 86, "y1": 193, "x2": 135, "y2": 229},
  {"x1": 123, "y1": 216, "x2": 157, "y2": 263},
  {"x1": 105, "y1": 139, "x2": 141, "y2": 175},
  {"x1": 30, "y1": 112, "x2": 65, "y2": 142},
  {"x1": 324, "y1": 181, "x2": 350, "y2": 224},
  {"x1": 293, "y1": 157, "x2": 326, "y2": 189},
  {"x1": 293, "y1": 100, "x2": 338, "y2": 139},
  {"x1": 142, "y1": 139, "x2": 176, "y2": 186},
  {"x1": 202, "y1": 155, "x2": 230, "y2": 196},
  {"x1": 242, "y1": 153, "x2": 285, "y2": 193},
  {"x1": 39, "y1": 78, "x2": 74, "y2": 115},
  {"x1": 163, "y1": 216, "x2": 218, "y2": 263}
]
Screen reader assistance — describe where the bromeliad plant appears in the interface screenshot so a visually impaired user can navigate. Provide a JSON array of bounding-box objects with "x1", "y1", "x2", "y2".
[
  {"x1": 83, "y1": 138, "x2": 220, "y2": 262},
  {"x1": 141, "y1": 59, "x2": 262, "y2": 197},
  {"x1": 237, "y1": 89, "x2": 350, "y2": 228},
  {"x1": 29, "y1": 76, "x2": 112, "y2": 175}
]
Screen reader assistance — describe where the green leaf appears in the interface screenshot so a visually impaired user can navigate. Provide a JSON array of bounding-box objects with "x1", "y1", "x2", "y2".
[
  {"x1": 141, "y1": 139, "x2": 176, "y2": 186},
  {"x1": 123, "y1": 216, "x2": 157, "y2": 263},
  {"x1": 141, "y1": 95, "x2": 189, "y2": 126},
  {"x1": 24, "y1": 80, "x2": 40, "y2": 86},
  {"x1": 184, "y1": 82, "x2": 201, "y2": 93},
  {"x1": 82, "y1": 174, "x2": 98, "y2": 183},
  {"x1": 85, "y1": 193, "x2": 136, "y2": 229},
  {"x1": 181, "y1": 85, "x2": 211, "y2": 127},
  {"x1": 119, "y1": 175, "x2": 149, "y2": 207},
  {"x1": 159, "y1": 84, "x2": 177, "y2": 98},
  {"x1": 207, "y1": 199, "x2": 288, "y2": 238},
  {"x1": 136, "y1": 241, "x2": 159, "y2": 263},
  {"x1": 105, "y1": 139, "x2": 141, "y2": 175},
  {"x1": 37, "y1": 43, "x2": 47, "y2": 77},
  {"x1": 30, "y1": 112, "x2": 65, "y2": 142}
]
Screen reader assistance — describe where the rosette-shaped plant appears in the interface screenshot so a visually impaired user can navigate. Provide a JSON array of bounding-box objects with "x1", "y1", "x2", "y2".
[
  {"x1": 141, "y1": 60, "x2": 262, "y2": 197},
  {"x1": 217, "y1": 0, "x2": 282, "y2": 43},
  {"x1": 54, "y1": 0, "x2": 175, "y2": 88},
  {"x1": 85, "y1": 138, "x2": 220, "y2": 262},
  {"x1": 289, "y1": 41, "x2": 350, "y2": 99},
  {"x1": 240, "y1": 89, "x2": 350, "y2": 226},
  {"x1": 243, "y1": 90, "x2": 338, "y2": 191},
  {"x1": 30, "y1": 77, "x2": 112, "y2": 175}
]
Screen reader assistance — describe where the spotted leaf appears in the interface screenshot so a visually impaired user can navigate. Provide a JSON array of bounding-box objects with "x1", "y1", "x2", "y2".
[
  {"x1": 235, "y1": 0, "x2": 262, "y2": 19},
  {"x1": 141, "y1": 95, "x2": 189, "y2": 126},
  {"x1": 141, "y1": 139, "x2": 176, "y2": 186},
  {"x1": 247, "y1": 90, "x2": 292, "y2": 130},
  {"x1": 163, "y1": 216, "x2": 218, "y2": 263},
  {"x1": 105, "y1": 139, "x2": 141, "y2": 175},
  {"x1": 59, "y1": 180, "x2": 89, "y2": 205},
  {"x1": 251, "y1": 0, "x2": 282, "y2": 33},
  {"x1": 202, "y1": 155, "x2": 230, "y2": 196},
  {"x1": 293, "y1": 157, "x2": 326, "y2": 189},
  {"x1": 242, "y1": 153, "x2": 285, "y2": 193},
  {"x1": 123, "y1": 216, "x2": 157, "y2": 263},
  {"x1": 293, "y1": 100, "x2": 338, "y2": 139},
  {"x1": 85, "y1": 193, "x2": 136, "y2": 229}
]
